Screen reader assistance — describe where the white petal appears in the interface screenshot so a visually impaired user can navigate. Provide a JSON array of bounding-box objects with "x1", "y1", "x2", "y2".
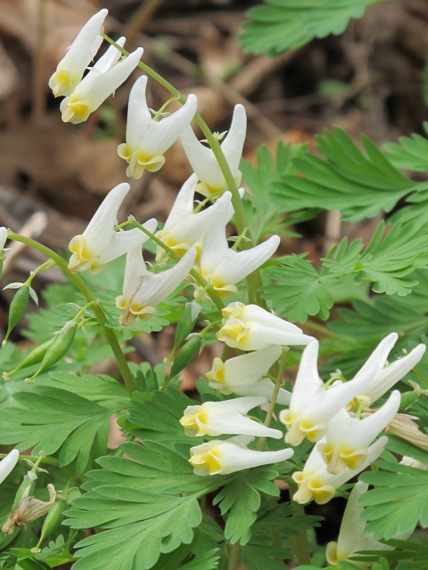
[
  {"x1": 0, "y1": 449, "x2": 19, "y2": 484},
  {"x1": 164, "y1": 174, "x2": 199, "y2": 228},
  {"x1": 223, "y1": 346, "x2": 282, "y2": 387},
  {"x1": 212, "y1": 235, "x2": 280, "y2": 285},
  {"x1": 219, "y1": 104, "x2": 247, "y2": 175},
  {"x1": 133, "y1": 247, "x2": 196, "y2": 307},
  {"x1": 125, "y1": 76, "x2": 152, "y2": 147},
  {"x1": 148, "y1": 94, "x2": 197, "y2": 154}
]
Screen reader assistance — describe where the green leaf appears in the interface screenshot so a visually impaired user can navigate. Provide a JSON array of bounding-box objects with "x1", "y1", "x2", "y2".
[
  {"x1": 360, "y1": 461, "x2": 428, "y2": 539},
  {"x1": 383, "y1": 123, "x2": 428, "y2": 172},
  {"x1": 213, "y1": 466, "x2": 280, "y2": 544},
  {"x1": 323, "y1": 220, "x2": 428, "y2": 296},
  {"x1": 63, "y1": 439, "x2": 218, "y2": 570},
  {"x1": 273, "y1": 128, "x2": 418, "y2": 221},
  {"x1": 262, "y1": 255, "x2": 335, "y2": 322},
  {"x1": 240, "y1": 141, "x2": 313, "y2": 240},
  {"x1": 0, "y1": 387, "x2": 110, "y2": 473},
  {"x1": 240, "y1": 0, "x2": 381, "y2": 56}
]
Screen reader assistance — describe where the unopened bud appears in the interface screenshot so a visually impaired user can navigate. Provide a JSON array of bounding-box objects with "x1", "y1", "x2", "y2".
[
  {"x1": 3, "y1": 286, "x2": 30, "y2": 345},
  {"x1": 26, "y1": 321, "x2": 77, "y2": 383},
  {"x1": 32, "y1": 495, "x2": 66, "y2": 550},
  {"x1": 3, "y1": 338, "x2": 54, "y2": 380},
  {"x1": 169, "y1": 335, "x2": 202, "y2": 379},
  {"x1": 173, "y1": 302, "x2": 202, "y2": 351}
]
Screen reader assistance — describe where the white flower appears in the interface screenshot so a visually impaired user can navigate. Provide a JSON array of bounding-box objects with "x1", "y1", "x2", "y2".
[
  {"x1": 0, "y1": 449, "x2": 19, "y2": 484},
  {"x1": 116, "y1": 246, "x2": 196, "y2": 326},
  {"x1": 189, "y1": 435, "x2": 294, "y2": 476},
  {"x1": 292, "y1": 436, "x2": 387, "y2": 505},
  {"x1": 352, "y1": 333, "x2": 426, "y2": 407},
  {"x1": 118, "y1": 76, "x2": 197, "y2": 178},
  {"x1": 68, "y1": 182, "x2": 157, "y2": 274},
  {"x1": 180, "y1": 396, "x2": 283, "y2": 439},
  {"x1": 155, "y1": 174, "x2": 232, "y2": 260},
  {"x1": 317, "y1": 390, "x2": 401, "y2": 474},
  {"x1": 280, "y1": 340, "x2": 377, "y2": 446},
  {"x1": 206, "y1": 345, "x2": 291, "y2": 404},
  {"x1": 198, "y1": 220, "x2": 280, "y2": 296},
  {"x1": 0, "y1": 227, "x2": 8, "y2": 250},
  {"x1": 181, "y1": 104, "x2": 246, "y2": 198},
  {"x1": 60, "y1": 40, "x2": 143, "y2": 124},
  {"x1": 216, "y1": 302, "x2": 314, "y2": 351},
  {"x1": 49, "y1": 9, "x2": 108, "y2": 98},
  {"x1": 326, "y1": 481, "x2": 394, "y2": 566}
]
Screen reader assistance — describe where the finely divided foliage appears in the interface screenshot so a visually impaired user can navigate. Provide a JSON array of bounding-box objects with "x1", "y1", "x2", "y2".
[{"x1": 0, "y1": 2, "x2": 428, "y2": 570}]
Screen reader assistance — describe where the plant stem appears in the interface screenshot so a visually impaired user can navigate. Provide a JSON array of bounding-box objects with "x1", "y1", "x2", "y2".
[
  {"x1": 6, "y1": 232, "x2": 136, "y2": 394},
  {"x1": 288, "y1": 480, "x2": 311, "y2": 565},
  {"x1": 227, "y1": 542, "x2": 240, "y2": 570}
]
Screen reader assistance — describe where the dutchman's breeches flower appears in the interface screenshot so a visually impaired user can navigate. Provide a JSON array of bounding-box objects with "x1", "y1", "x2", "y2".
[
  {"x1": 180, "y1": 396, "x2": 283, "y2": 439},
  {"x1": 280, "y1": 340, "x2": 376, "y2": 446},
  {"x1": 49, "y1": 9, "x2": 108, "y2": 98},
  {"x1": 0, "y1": 449, "x2": 19, "y2": 485},
  {"x1": 189, "y1": 435, "x2": 294, "y2": 476},
  {"x1": 118, "y1": 76, "x2": 197, "y2": 178},
  {"x1": 317, "y1": 390, "x2": 401, "y2": 474},
  {"x1": 292, "y1": 436, "x2": 387, "y2": 505},
  {"x1": 116, "y1": 246, "x2": 196, "y2": 326},
  {"x1": 68, "y1": 182, "x2": 157, "y2": 274},
  {"x1": 206, "y1": 345, "x2": 291, "y2": 404},
  {"x1": 60, "y1": 40, "x2": 144, "y2": 124},
  {"x1": 217, "y1": 302, "x2": 314, "y2": 351},
  {"x1": 180, "y1": 104, "x2": 247, "y2": 198},
  {"x1": 155, "y1": 174, "x2": 233, "y2": 260},
  {"x1": 326, "y1": 481, "x2": 394, "y2": 566},
  {"x1": 350, "y1": 332, "x2": 426, "y2": 407},
  {"x1": 198, "y1": 220, "x2": 280, "y2": 296}
]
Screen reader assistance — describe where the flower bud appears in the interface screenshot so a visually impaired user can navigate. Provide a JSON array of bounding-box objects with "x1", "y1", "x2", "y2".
[
  {"x1": 173, "y1": 302, "x2": 202, "y2": 351},
  {"x1": 26, "y1": 321, "x2": 77, "y2": 383},
  {"x1": 32, "y1": 497, "x2": 66, "y2": 551},
  {"x1": 3, "y1": 338, "x2": 54, "y2": 380},
  {"x1": 3, "y1": 285, "x2": 30, "y2": 345},
  {"x1": 169, "y1": 335, "x2": 202, "y2": 379}
]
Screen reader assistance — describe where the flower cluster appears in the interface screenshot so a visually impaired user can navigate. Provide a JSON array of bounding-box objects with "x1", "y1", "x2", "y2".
[{"x1": 44, "y1": 12, "x2": 428, "y2": 566}]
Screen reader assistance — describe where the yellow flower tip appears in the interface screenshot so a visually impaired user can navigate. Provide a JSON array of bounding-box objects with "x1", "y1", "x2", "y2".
[
  {"x1": 326, "y1": 541, "x2": 339, "y2": 566},
  {"x1": 117, "y1": 143, "x2": 133, "y2": 161},
  {"x1": 179, "y1": 409, "x2": 209, "y2": 436},
  {"x1": 293, "y1": 474, "x2": 336, "y2": 505},
  {"x1": 217, "y1": 323, "x2": 250, "y2": 347},
  {"x1": 206, "y1": 358, "x2": 225, "y2": 384},
  {"x1": 189, "y1": 447, "x2": 222, "y2": 475},
  {"x1": 115, "y1": 296, "x2": 127, "y2": 311},
  {"x1": 61, "y1": 96, "x2": 91, "y2": 124},
  {"x1": 49, "y1": 69, "x2": 75, "y2": 98}
]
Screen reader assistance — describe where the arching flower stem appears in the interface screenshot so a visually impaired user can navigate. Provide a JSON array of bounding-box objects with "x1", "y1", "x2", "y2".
[{"x1": 6, "y1": 231, "x2": 137, "y2": 394}]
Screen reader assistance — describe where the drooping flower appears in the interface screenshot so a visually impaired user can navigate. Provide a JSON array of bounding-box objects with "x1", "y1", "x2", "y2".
[
  {"x1": 217, "y1": 302, "x2": 314, "y2": 351},
  {"x1": 68, "y1": 182, "x2": 157, "y2": 274},
  {"x1": 118, "y1": 76, "x2": 197, "y2": 178},
  {"x1": 189, "y1": 435, "x2": 294, "y2": 476},
  {"x1": 116, "y1": 246, "x2": 196, "y2": 326},
  {"x1": 351, "y1": 333, "x2": 426, "y2": 407},
  {"x1": 180, "y1": 396, "x2": 283, "y2": 439},
  {"x1": 198, "y1": 220, "x2": 280, "y2": 296},
  {"x1": 292, "y1": 436, "x2": 387, "y2": 505},
  {"x1": 0, "y1": 449, "x2": 19, "y2": 485},
  {"x1": 155, "y1": 174, "x2": 232, "y2": 260},
  {"x1": 60, "y1": 40, "x2": 143, "y2": 124},
  {"x1": 317, "y1": 390, "x2": 400, "y2": 474},
  {"x1": 206, "y1": 345, "x2": 291, "y2": 404},
  {"x1": 180, "y1": 104, "x2": 246, "y2": 198},
  {"x1": 49, "y1": 9, "x2": 108, "y2": 98},
  {"x1": 280, "y1": 340, "x2": 375, "y2": 446},
  {"x1": 326, "y1": 481, "x2": 396, "y2": 566}
]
